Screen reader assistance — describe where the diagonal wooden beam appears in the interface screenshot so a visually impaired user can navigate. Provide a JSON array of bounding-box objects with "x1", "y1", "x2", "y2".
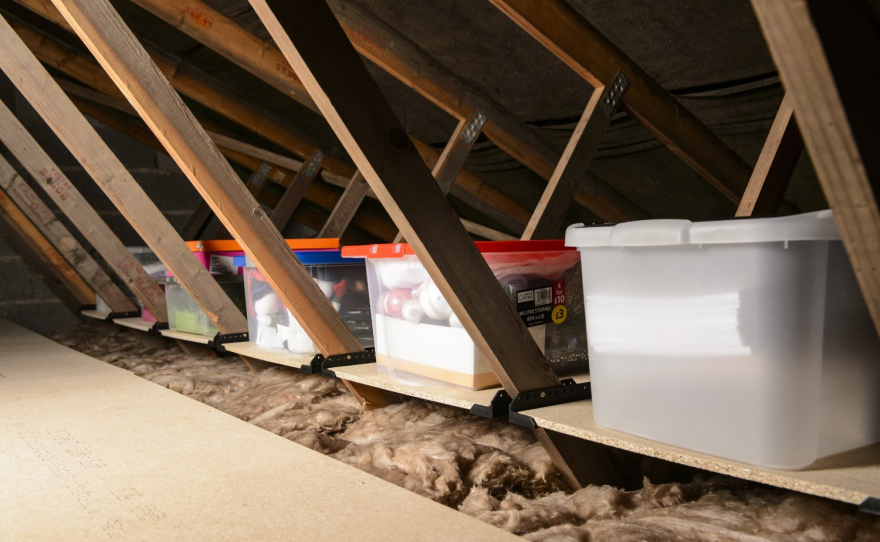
[
  {"x1": 129, "y1": 0, "x2": 643, "y2": 223},
  {"x1": 0, "y1": 152, "x2": 135, "y2": 312},
  {"x1": 523, "y1": 73, "x2": 627, "y2": 240},
  {"x1": 270, "y1": 150, "x2": 323, "y2": 230},
  {"x1": 12, "y1": 0, "x2": 532, "y2": 235},
  {"x1": 751, "y1": 0, "x2": 880, "y2": 335},
  {"x1": 736, "y1": 93, "x2": 802, "y2": 218},
  {"x1": 0, "y1": 13, "x2": 250, "y2": 332},
  {"x1": 489, "y1": 0, "x2": 755, "y2": 204},
  {"x1": 318, "y1": 171, "x2": 368, "y2": 238},
  {"x1": 0, "y1": 186, "x2": 94, "y2": 311},
  {"x1": 47, "y1": 0, "x2": 395, "y2": 407},
  {"x1": 393, "y1": 109, "x2": 487, "y2": 243},
  {"x1": 66, "y1": 94, "x2": 398, "y2": 241},
  {"x1": 250, "y1": 0, "x2": 625, "y2": 489},
  {"x1": 0, "y1": 98, "x2": 164, "y2": 317}
]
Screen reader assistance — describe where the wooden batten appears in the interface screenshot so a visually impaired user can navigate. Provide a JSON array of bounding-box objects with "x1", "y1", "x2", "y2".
[
  {"x1": 250, "y1": 0, "x2": 626, "y2": 489},
  {"x1": 0, "y1": 188, "x2": 94, "y2": 310},
  {"x1": 46, "y1": 0, "x2": 395, "y2": 407},
  {"x1": 318, "y1": 171, "x2": 369, "y2": 238},
  {"x1": 0, "y1": 13, "x2": 250, "y2": 332},
  {"x1": 736, "y1": 93, "x2": 803, "y2": 218},
  {"x1": 0, "y1": 153, "x2": 135, "y2": 313},
  {"x1": 751, "y1": 0, "x2": 880, "y2": 335},
  {"x1": 0, "y1": 98, "x2": 162, "y2": 317}
]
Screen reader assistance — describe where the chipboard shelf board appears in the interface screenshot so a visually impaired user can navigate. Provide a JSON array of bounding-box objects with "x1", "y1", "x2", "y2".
[
  {"x1": 159, "y1": 328, "x2": 212, "y2": 344},
  {"x1": 222, "y1": 341, "x2": 314, "y2": 370},
  {"x1": 522, "y1": 399, "x2": 880, "y2": 505},
  {"x1": 113, "y1": 317, "x2": 155, "y2": 332}
]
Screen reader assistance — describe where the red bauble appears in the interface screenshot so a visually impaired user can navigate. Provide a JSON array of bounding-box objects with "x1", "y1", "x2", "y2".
[{"x1": 382, "y1": 288, "x2": 412, "y2": 318}]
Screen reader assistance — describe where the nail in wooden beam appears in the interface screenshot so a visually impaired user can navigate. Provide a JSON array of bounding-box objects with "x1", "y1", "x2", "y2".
[
  {"x1": 251, "y1": 0, "x2": 625, "y2": 489},
  {"x1": 489, "y1": 0, "x2": 755, "y2": 204},
  {"x1": 270, "y1": 150, "x2": 324, "y2": 231},
  {"x1": 0, "y1": 98, "x2": 163, "y2": 317},
  {"x1": 0, "y1": 187, "x2": 94, "y2": 311},
  {"x1": 751, "y1": 0, "x2": 880, "y2": 335},
  {"x1": 524, "y1": 73, "x2": 627, "y2": 240},
  {"x1": 47, "y1": 0, "x2": 395, "y2": 407},
  {"x1": 40, "y1": 0, "x2": 531, "y2": 231},
  {"x1": 0, "y1": 14, "x2": 248, "y2": 332},
  {"x1": 736, "y1": 93, "x2": 803, "y2": 218},
  {"x1": 0, "y1": 153, "x2": 135, "y2": 312},
  {"x1": 393, "y1": 110, "x2": 487, "y2": 243}
]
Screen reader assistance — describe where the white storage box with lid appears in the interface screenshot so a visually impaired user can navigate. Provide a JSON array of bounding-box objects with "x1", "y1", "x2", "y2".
[
  {"x1": 566, "y1": 210, "x2": 880, "y2": 469},
  {"x1": 240, "y1": 251, "x2": 373, "y2": 355},
  {"x1": 342, "y1": 240, "x2": 589, "y2": 389}
]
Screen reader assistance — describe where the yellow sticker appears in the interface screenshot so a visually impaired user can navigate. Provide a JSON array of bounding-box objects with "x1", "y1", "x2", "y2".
[{"x1": 551, "y1": 305, "x2": 567, "y2": 324}]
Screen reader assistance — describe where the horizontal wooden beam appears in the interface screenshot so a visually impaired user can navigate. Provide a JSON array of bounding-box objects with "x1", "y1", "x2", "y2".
[
  {"x1": 0, "y1": 152, "x2": 135, "y2": 312},
  {"x1": 751, "y1": 0, "x2": 880, "y2": 335},
  {"x1": 489, "y1": 0, "x2": 754, "y2": 204}
]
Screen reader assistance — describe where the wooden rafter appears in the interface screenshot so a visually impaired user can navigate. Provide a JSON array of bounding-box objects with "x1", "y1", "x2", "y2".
[
  {"x1": 317, "y1": 171, "x2": 368, "y2": 238},
  {"x1": 0, "y1": 186, "x2": 94, "y2": 311},
  {"x1": 0, "y1": 152, "x2": 135, "y2": 312},
  {"x1": 751, "y1": 0, "x2": 880, "y2": 335},
  {"x1": 47, "y1": 0, "x2": 396, "y2": 407},
  {"x1": 0, "y1": 96, "x2": 165, "y2": 317},
  {"x1": 489, "y1": 0, "x2": 755, "y2": 204},
  {"x1": 130, "y1": 0, "x2": 644, "y2": 223},
  {"x1": 13, "y1": 0, "x2": 532, "y2": 236},
  {"x1": 0, "y1": 12, "x2": 252, "y2": 332},
  {"x1": 736, "y1": 93, "x2": 803, "y2": 218},
  {"x1": 250, "y1": 0, "x2": 626, "y2": 489}
]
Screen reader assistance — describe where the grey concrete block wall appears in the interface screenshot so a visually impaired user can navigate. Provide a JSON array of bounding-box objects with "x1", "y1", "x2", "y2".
[{"x1": 0, "y1": 78, "x2": 208, "y2": 337}]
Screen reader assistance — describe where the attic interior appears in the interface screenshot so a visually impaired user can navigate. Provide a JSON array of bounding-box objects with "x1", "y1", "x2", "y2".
[{"x1": 0, "y1": 0, "x2": 878, "y2": 540}]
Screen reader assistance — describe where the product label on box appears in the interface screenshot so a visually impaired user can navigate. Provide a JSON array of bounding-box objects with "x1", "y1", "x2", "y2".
[
  {"x1": 516, "y1": 280, "x2": 567, "y2": 327},
  {"x1": 209, "y1": 255, "x2": 237, "y2": 275}
]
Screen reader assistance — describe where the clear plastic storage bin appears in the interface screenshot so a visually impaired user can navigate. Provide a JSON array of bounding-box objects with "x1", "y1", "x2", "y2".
[
  {"x1": 176, "y1": 239, "x2": 338, "y2": 277},
  {"x1": 343, "y1": 240, "x2": 588, "y2": 389},
  {"x1": 566, "y1": 210, "x2": 880, "y2": 469},
  {"x1": 241, "y1": 251, "x2": 373, "y2": 355},
  {"x1": 165, "y1": 275, "x2": 247, "y2": 336}
]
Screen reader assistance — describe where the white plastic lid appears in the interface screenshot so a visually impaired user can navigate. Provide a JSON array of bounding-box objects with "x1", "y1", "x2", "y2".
[{"x1": 565, "y1": 210, "x2": 840, "y2": 248}]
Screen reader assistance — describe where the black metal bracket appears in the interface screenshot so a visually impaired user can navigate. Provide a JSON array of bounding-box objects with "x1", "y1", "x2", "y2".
[
  {"x1": 78, "y1": 304, "x2": 97, "y2": 312},
  {"x1": 321, "y1": 348, "x2": 376, "y2": 378},
  {"x1": 508, "y1": 379, "x2": 591, "y2": 429},
  {"x1": 860, "y1": 497, "x2": 880, "y2": 516},
  {"x1": 209, "y1": 331, "x2": 249, "y2": 353},
  {"x1": 299, "y1": 353, "x2": 324, "y2": 374},
  {"x1": 469, "y1": 389, "x2": 512, "y2": 419},
  {"x1": 106, "y1": 310, "x2": 141, "y2": 321},
  {"x1": 151, "y1": 321, "x2": 169, "y2": 332}
]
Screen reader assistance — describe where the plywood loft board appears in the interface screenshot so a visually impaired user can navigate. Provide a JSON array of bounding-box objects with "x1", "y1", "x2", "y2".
[
  {"x1": 0, "y1": 320, "x2": 518, "y2": 542},
  {"x1": 522, "y1": 399, "x2": 880, "y2": 505}
]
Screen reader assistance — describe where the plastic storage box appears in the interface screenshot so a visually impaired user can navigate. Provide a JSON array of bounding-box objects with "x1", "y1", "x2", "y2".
[
  {"x1": 177, "y1": 239, "x2": 338, "y2": 277},
  {"x1": 343, "y1": 240, "x2": 589, "y2": 389},
  {"x1": 241, "y1": 251, "x2": 373, "y2": 355},
  {"x1": 165, "y1": 275, "x2": 248, "y2": 336},
  {"x1": 566, "y1": 210, "x2": 880, "y2": 469}
]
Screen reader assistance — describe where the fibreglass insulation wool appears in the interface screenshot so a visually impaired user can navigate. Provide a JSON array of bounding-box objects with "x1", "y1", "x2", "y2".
[{"x1": 55, "y1": 325, "x2": 880, "y2": 541}]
